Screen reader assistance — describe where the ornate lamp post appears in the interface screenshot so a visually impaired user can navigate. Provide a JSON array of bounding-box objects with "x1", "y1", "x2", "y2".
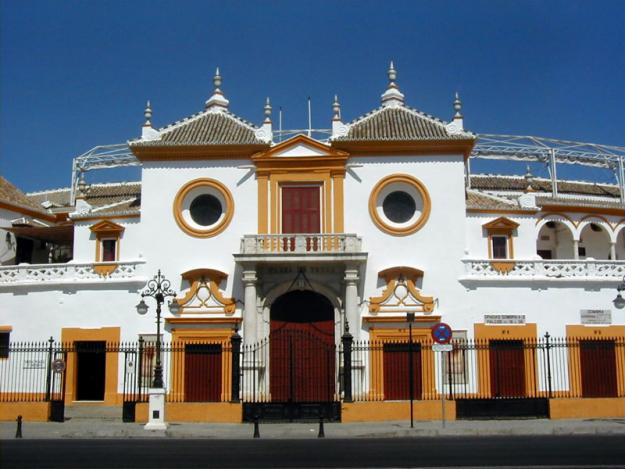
[
  {"x1": 136, "y1": 270, "x2": 180, "y2": 388},
  {"x1": 614, "y1": 275, "x2": 625, "y2": 310}
]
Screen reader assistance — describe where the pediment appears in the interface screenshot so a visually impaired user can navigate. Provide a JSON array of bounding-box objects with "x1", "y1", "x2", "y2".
[
  {"x1": 254, "y1": 135, "x2": 349, "y2": 159},
  {"x1": 482, "y1": 216, "x2": 519, "y2": 231},
  {"x1": 89, "y1": 220, "x2": 125, "y2": 234}
]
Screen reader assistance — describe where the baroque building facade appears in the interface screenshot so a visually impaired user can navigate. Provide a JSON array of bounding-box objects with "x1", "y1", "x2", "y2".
[{"x1": 1, "y1": 66, "x2": 624, "y2": 422}]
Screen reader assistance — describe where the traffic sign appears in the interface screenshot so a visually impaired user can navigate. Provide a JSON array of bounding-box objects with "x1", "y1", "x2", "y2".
[
  {"x1": 432, "y1": 343, "x2": 453, "y2": 352},
  {"x1": 431, "y1": 322, "x2": 453, "y2": 344}
]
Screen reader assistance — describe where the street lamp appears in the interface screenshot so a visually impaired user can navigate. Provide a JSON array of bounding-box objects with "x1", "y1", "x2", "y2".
[
  {"x1": 614, "y1": 275, "x2": 625, "y2": 310},
  {"x1": 136, "y1": 270, "x2": 180, "y2": 388}
]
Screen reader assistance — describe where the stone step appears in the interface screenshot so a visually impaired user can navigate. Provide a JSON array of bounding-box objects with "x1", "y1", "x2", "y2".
[{"x1": 64, "y1": 405, "x2": 121, "y2": 420}]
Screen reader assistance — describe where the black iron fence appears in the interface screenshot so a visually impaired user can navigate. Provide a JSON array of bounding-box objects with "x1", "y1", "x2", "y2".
[{"x1": 1, "y1": 334, "x2": 623, "y2": 405}]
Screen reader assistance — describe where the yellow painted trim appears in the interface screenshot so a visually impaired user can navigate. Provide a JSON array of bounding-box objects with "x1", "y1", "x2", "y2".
[
  {"x1": 535, "y1": 212, "x2": 577, "y2": 227},
  {"x1": 176, "y1": 269, "x2": 235, "y2": 314},
  {"x1": 332, "y1": 140, "x2": 475, "y2": 159},
  {"x1": 474, "y1": 323, "x2": 537, "y2": 399},
  {"x1": 342, "y1": 401, "x2": 455, "y2": 423},
  {"x1": 166, "y1": 317, "x2": 242, "y2": 325},
  {"x1": 368, "y1": 174, "x2": 431, "y2": 236},
  {"x1": 549, "y1": 398, "x2": 625, "y2": 419},
  {"x1": 541, "y1": 205, "x2": 625, "y2": 217},
  {"x1": 0, "y1": 325, "x2": 13, "y2": 331},
  {"x1": 489, "y1": 261, "x2": 516, "y2": 273},
  {"x1": 332, "y1": 172, "x2": 345, "y2": 232},
  {"x1": 364, "y1": 315, "x2": 441, "y2": 323},
  {"x1": 0, "y1": 402, "x2": 50, "y2": 422},
  {"x1": 169, "y1": 329, "x2": 233, "y2": 403},
  {"x1": 252, "y1": 134, "x2": 350, "y2": 159},
  {"x1": 60, "y1": 327, "x2": 120, "y2": 405},
  {"x1": 0, "y1": 201, "x2": 57, "y2": 222},
  {"x1": 368, "y1": 327, "x2": 438, "y2": 401},
  {"x1": 93, "y1": 264, "x2": 119, "y2": 276},
  {"x1": 369, "y1": 278, "x2": 435, "y2": 314},
  {"x1": 565, "y1": 325, "x2": 625, "y2": 397},
  {"x1": 173, "y1": 178, "x2": 234, "y2": 238},
  {"x1": 90, "y1": 220, "x2": 124, "y2": 263},
  {"x1": 257, "y1": 173, "x2": 269, "y2": 234}
]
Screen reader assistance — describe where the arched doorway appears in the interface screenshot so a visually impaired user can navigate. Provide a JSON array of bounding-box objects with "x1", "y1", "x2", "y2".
[{"x1": 270, "y1": 290, "x2": 336, "y2": 404}]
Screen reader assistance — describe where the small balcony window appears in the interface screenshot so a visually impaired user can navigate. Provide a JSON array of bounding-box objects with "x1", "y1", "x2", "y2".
[{"x1": 491, "y1": 235, "x2": 509, "y2": 259}]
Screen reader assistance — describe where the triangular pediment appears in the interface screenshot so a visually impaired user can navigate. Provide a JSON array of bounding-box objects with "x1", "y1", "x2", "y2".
[
  {"x1": 254, "y1": 135, "x2": 348, "y2": 159},
  {"x1": 89, "y1": 220, "x2": 125, "y2": 234},
  {"x1": 482, "y1": 216, "x2": 519, "y2": 231}
]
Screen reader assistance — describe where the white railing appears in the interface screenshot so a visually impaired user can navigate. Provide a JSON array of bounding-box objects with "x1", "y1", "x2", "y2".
[
  {"x1": 0, "y1": 260, "x2": 146, "y2": 286},
  {"x1": 462, "y1": 259, "x2": 625, "y2": 280},
  {"x1": 240, "y1": 233, "x2": 362, "y2": 254}
]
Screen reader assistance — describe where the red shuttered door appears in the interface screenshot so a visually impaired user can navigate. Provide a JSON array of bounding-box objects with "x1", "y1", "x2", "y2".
[
  {"x1": 489, "y1": 340, "x2": 526, "y2": 397},
  {"x1": 184, "y1": 344, "x2": 222, "y2": 402},
  {"x1": 580, "y1": 340, "x2": 617, "y2": 397},
  {"x1": 383, "y1": 343, "x2": 422, "y2": 400},
  {"x1": 282, "y1": 186, "x2": 321, "y2": 234}
]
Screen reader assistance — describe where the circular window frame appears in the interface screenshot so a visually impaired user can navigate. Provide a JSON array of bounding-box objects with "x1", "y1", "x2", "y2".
[
  {"x1": 368, "y1": 174, "x2": 431, "y2": 236},
  {"x1": 173, "y1": 178, "x2": 234, "y2": 238}
]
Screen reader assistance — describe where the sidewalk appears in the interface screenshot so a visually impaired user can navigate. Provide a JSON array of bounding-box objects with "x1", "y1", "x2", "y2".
[{"x1": 1, "y1": 418, "x2": 623, "y2": 439}]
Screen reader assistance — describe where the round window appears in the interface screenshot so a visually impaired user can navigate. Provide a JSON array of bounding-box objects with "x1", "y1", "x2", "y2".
[
  {"x1": 190, "y1": 194, "x2": 222, "y2": 226},
  {"x1": 173, "y1": 178, "x2": 234, "y2": 238},
  {"x1": 369, "y1": 174, "x2": 431, "y2": 236},
  {"x1": 382, "y1": 191, "x2": 416, "y2": 223}
]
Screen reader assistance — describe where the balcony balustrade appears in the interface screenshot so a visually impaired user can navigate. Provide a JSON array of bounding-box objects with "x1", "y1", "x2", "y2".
[
  {"x1": 462, "y1": 258, "x2": 625, "y2": 281},
  {"x1": 240, "y1": 233, "x2": 363, "y2": 255},
  {"x1": 0, "y1": 260, "x2": 146, "y2": 287}
]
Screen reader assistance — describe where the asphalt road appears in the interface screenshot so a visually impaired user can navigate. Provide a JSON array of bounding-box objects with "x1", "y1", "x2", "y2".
[{"x1": 1, "y1": 435, "x2": 623, "y2": 468}]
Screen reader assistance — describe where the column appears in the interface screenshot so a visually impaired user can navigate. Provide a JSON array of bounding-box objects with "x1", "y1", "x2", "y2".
[
  {"x1": 344, "y1": 266, "x2": 360, "y2": 339},
  {"x1": 573, "y1": 240, "x2": 579, "y2": 260},
  {"x1": 610, "y1": 242, "x2": 616, "y2": 261},
  {"x1": 242, "y1": 269, "x2": 258, "y2": 345}
]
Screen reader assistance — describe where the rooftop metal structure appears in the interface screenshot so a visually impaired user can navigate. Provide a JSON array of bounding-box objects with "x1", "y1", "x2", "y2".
[{"x1": 70, "y1": 134, "x2": 625, "y2": 204}]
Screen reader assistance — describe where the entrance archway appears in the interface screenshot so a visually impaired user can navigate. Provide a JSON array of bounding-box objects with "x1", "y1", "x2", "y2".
[{"x1": 270, "y1": 290, "x2": 336, "y2": 403}]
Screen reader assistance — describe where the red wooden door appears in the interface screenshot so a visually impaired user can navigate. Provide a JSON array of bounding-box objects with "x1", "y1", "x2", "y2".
[
  {"x1": 270, "y1": 320, "x2": 335, "y2": 402},
  {"x1": 184, "y1": 344, "x2": 222, "y2": 402},
  {"x1": 580, "y1": 340, "x2": 617, "y2": 397},
  {"x1": 383, "y1": 343, "x2": 422, "y2": 400},
  {"x1": 489, "y1": 340, "x2": 525, "y2": 397},
  {"x1": 282, "y1": 186, "x2": 321, "y2": 234}
]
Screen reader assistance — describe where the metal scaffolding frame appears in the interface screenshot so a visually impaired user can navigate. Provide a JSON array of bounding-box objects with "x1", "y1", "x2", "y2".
[{"x1": 70, "y1": 134, "x2": 625, "y2": 205}]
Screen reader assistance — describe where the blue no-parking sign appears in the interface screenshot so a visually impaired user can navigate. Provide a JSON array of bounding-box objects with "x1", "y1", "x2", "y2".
[{"x1": 431, "y1": 322, "x2": 453, "y2": 344}]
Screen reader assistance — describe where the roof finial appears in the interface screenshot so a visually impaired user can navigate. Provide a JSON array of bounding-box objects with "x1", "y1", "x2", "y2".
[
  {"x1": 205, "y1": 66, "x2": 230, "y2": 110},
  {"x1": 264, "y1": 97, "x2": 272, "y2": 123},
  {"x1": 524, "y1": 165, "x2": 535, "y2": 192},
  {"x1": 453, "y1": 92, "x2": 463, "y2": 118},
  {"x1": 143, "y1": 100, "x2": 152, "y2": 127},
  {"x1": 381, "y1": 60, "x2": 405, "y2": 107},
  {"x1": 332, "y1": 95, "x2": 341, "y2": 121}
]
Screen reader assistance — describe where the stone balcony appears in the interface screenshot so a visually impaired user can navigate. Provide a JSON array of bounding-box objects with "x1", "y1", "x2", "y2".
[
  {"x1": 0, "y1": 260, "x2": 147, "y2": 288},
  {"x1": 461, "y1": 258, "x2": 625, "y2": 283},
  {"x1": 236, "y1": 233, "x2": 367, "y2": 264}
]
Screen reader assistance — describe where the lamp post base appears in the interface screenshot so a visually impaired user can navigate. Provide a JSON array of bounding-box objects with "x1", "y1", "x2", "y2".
[{"x1": 144, "y1": 387, "x2": 167, "y2": 431}]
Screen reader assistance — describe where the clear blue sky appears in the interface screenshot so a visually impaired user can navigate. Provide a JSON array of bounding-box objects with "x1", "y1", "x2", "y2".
[{"x1": 1, "y1": 0, "x2": 623, "y2": 192}]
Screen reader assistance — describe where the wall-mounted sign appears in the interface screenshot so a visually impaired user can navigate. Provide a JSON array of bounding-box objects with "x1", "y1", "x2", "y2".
[
  {"x1": 580, "y1": 309, "x2": 611, "y2": 325},
  {"x1": 484, "y1": 314, "x2": 526, "y2": 325},
  {"x1": 23, "y1": 359, "x2": 46, "y2": 370}
]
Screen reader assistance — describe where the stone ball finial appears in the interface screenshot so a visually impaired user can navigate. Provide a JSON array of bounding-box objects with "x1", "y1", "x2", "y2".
[
  {"x1": 264, "y1": 97, "x2": 272, "y2": 121},
  {"x1": 214, "y1": 67, "x2": 222, "y2": 91},
  {"x1": 453, "y1": 92, "x2": 463, "y2": 118},
  {"x1": 144, "y1": 100, "x2": 152, "y2": 127}
]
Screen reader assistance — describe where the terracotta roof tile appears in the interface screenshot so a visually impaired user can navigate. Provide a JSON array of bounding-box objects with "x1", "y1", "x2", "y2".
[
  {"x1": 470, "y1": 175, "x2": 620, "y2": 198},
  {"x1": 0, "y1": 177, "x2": 51, "y2": 216},
  {"x1": 466, "y1": 190, "x2": 527, "y2": 211},
  {"x1": 335, "y1": 106, "x2": 474, "y2": 142}
]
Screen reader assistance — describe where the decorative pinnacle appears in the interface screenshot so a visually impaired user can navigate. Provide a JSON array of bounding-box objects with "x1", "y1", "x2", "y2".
[
  {"x1": 388, "y1": 61, "x2": 397, "y2": 86},
  {"x1": 524, "y1": 165, "x2": 535, "y2": 190},
  {"x1": 264, "y1": 97, "x2": 272, "y2": 123},
  {"x1": 144, "y1": 100, "x2": 152, "y2": 127},
  {"x1": 332, "y1": 95, "x2": 341, "y2": 120},
  {"x1": 214, "y1": 67, "x2": 222, "y2": 92},
  {"x1": 77, "y1": 170, "x2": 89, "y2": 197},
  {"x1": 453, "y1": 92, "x2": 463, "y2": 118}
]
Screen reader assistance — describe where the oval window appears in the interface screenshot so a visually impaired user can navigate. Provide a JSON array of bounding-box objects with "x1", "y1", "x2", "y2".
[
  {"x1": 190, "y1": 194, "x2": 222, "y2": 226},
  {"x1": 382, "y1": 191, "x2": 416, "y2": 223}
]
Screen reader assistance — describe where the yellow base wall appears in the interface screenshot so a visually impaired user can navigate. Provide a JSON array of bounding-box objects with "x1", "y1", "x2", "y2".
[
  {"x1": 342, "y1": 401, "x2": 456, "y2": 423},
  {"x1": 136, "y1": 402, "x2": 242, "y2": 423},
  {"x1": 549, "y1": 398, "x2": 625, "y2": 419},
  {"x1": 0, "y1": 402, "x2": 49, "y2": 422}
]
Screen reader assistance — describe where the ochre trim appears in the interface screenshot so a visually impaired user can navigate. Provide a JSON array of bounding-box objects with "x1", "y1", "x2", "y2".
[
  {"x1": 368, "y1": 327, "x2": 438, "y2": 400},
  {"x1": 467, "y1": 208, "x2": 538, "y2": 215},
  {"x1": 0, "y1": 201, "x2": 56, "y2": 222},
  {"x1": 331, "y1": 140, "x2": 475, "y2": 159},
  {"x1": 474, "y1": 323, "x2": 538, "y2": 399},
  {"x1": 378, "y1": 266, "x2": 424, "y2": 283},
  {"x1": 166, "y1": 317, "x2": 242, "y2": 325},
  {"x1": 535, "y1": 212, "x2": 577, "y2": 227},
  {"x1": 364, "y1": 315, "x2": 441, "y2": 323},
  {"x1": 489, "y1": 261, "x2": 516, "y2": 273},
  {"x1": 253, "y1": 134, "x2": 350, "y2": 159},
  {"x1": 93, "y1": 264, "x2": 118, "y2": 276},
  {"x1": 368, "y1": 174, "x2": 431, "y2": 236},
  {"x1": 0, "y1": 325, "x2": 13, "y2": 332},
  {"x1": 332, "y1": 172, "x2": 345, "y2": 232},
  {"x1": 130, "y1": 144, "x2": 268, "y2": 161},
  {"x1": 181, "y1": 269, "x2": 228, "y2": 283},
  {"x1": 176, "y1": 269, "x2": 236, "y2": 315},
  {"x1": 565, "y1": 325, "x2": 625, "y2": 397},
  {"x1": 173, "y1": 178, "x2": 234, "y2": 238},
  {"x1": 89, "y1": 220, "x2": 125, "y2": 235},
  {"x1": 482, "y1": 216, "x2": 519, "y2": 231},
  {"x1": 257, "y1": 173, "x2": 269, "y2": 234},
  {"x1": 541, "y1": 205, "x2": 625, "y2": 217},
  {"x1": 168, "y1": 328, "x2": 235, "y2": 402},
  {"x1": 90, "y1": 220, "x2": 124, "y2": 263},
  {"x1": 60, "y1": 327, "x2": 120, "y2": 405},
  {"x1": 75, "y1": 213, "x2": 140, "y2": 221}
]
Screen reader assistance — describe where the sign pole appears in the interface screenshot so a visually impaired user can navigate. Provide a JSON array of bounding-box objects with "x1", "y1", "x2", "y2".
[
  {"x1": 441, "y1": 350, "x2": 446, "y2": 429},
  {"x1": 431, "y1": 323, "x2": 453, "y2": 430}
]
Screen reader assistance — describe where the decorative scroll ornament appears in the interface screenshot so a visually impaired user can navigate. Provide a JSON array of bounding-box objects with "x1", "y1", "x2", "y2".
[
  {"x1": 176, "y1": 268, "x2": 235, "y2": 314},
  {"x1": 369, "y1": 266, "x2": 435, "y2": 314}
]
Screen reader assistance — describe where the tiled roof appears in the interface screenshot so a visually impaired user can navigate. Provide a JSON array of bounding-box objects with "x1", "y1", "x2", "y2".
[
  {"x1": 334, "y1": 106, "x2": 474, "y2": 142},
  {"x1": 0, "y1": 177, "x2": 51, "y2": 216},
  {"x1": 536, "y1": 196, "x2": 624, "y2": 210},
  {"x1": 466, "y1": 190, "x2": 527, "y2": 212},
  {"x1": 27, "y1": 182, "x2": 141, "y2": 210},
  {"x1": 470, "y1": 175, "x2": 620, "y2": 198},
  {"x1": 131, "y1": 110, "x2": 267, "y2": 146}
]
